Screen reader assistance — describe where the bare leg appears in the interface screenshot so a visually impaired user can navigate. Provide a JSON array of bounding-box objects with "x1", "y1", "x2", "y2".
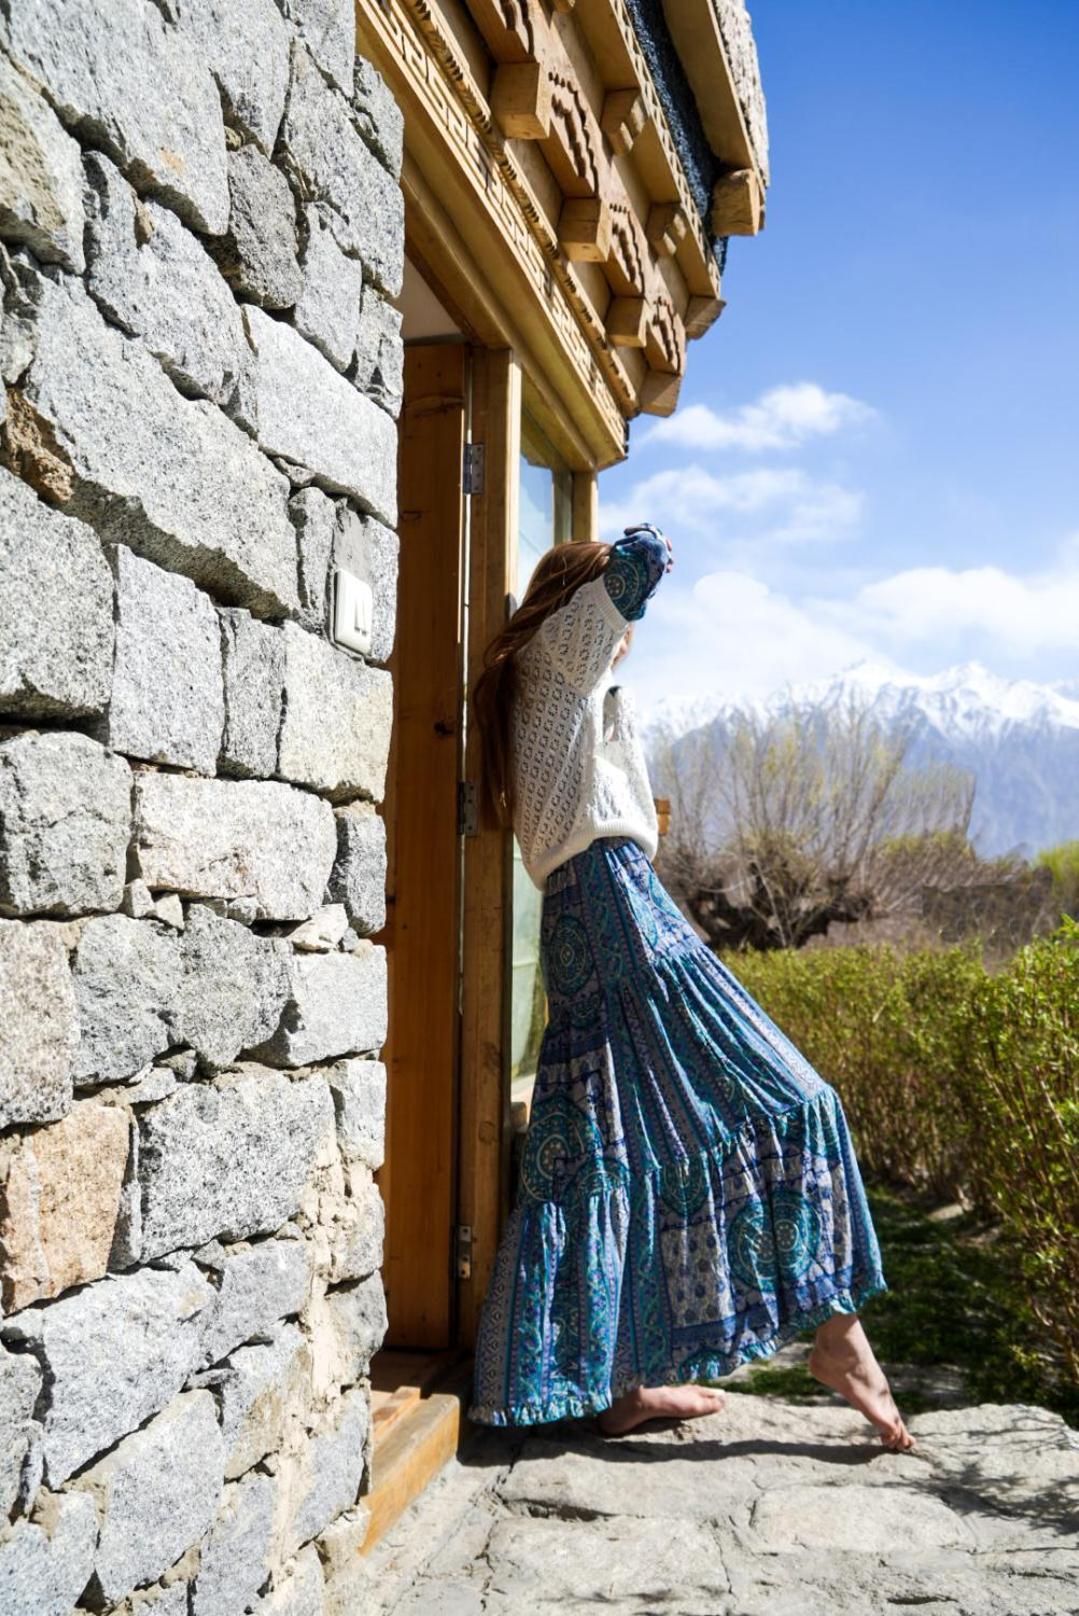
[
  {"x1": 809, "y1": 1314, "x2": 913, "y2": 1451},
  {"x1": 597, "y1": 1383, "x2": 726, "y2": 1437}
]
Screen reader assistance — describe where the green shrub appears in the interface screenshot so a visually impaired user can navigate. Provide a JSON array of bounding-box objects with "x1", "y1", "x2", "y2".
[{"x1": 722, "y1": 930, "x2": 1079, "y2": 1381}]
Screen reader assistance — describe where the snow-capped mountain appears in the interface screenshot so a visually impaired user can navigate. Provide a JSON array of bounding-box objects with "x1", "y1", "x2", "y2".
[{"x1": 648, "y1": 662, "x2": 1079, "y2": 857}]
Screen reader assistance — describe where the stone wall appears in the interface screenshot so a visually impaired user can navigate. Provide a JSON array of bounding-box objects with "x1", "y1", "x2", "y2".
[{"x1": 0, "y1": 1, "x2": 403, "y2": 1610}]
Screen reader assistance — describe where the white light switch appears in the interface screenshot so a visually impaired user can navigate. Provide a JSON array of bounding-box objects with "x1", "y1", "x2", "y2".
[{"x1": 333, "y1": 568, "x2": 374, "y2": 656}]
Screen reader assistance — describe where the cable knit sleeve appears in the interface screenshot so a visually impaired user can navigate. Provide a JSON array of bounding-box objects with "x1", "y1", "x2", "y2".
[{"x1": 532, "y1": 527, "x2": 669, "y2": 695}]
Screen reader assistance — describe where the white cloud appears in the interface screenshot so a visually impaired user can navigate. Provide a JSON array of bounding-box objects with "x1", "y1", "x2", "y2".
[
  {"x1": 642, "y1": 382, "x2": 876, "y2": 454},
  {"x1": 599, "y1": 464, "x2": 863, "y2": 548},
  {"x1": 855, "y1": 541, "x2": 1079, "y2": 654},
  {"x1": 617, "y1": 539, "x2": 1079, "y2": 713}
]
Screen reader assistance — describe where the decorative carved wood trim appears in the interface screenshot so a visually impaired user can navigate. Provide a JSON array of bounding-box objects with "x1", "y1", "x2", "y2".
[
  {"x1": 647, "y1": 202, "x2": 687, "y2": 257},
  {"x1": 466, "y1": 0, "x2": 537, "y2": 64},
  {"x1": 559, "y1": 197, "x2": 612, "y2": 262},
  {"x1": 544, "y1": 70, "x2": 600, "y2": 197},
  {"x1": 550, "y1": 0, "x2": 576, "y2": 12},
  {"x1": 639, "y1": 369, "x2": 682, "y2": 417},
  {"x1": 684, "y1": 293, "x2": 725, "y2": 339},
  {"x1": 605, "y1": 200, "x2": 646, "y2": 297},
  {"x1": 357, "y1": 0, "x2": 631, "y2": 447},
  {"x1": 600, "y1": 88, "x2": 646, "y2": 156},
  {"x1": 592, "y1": 0, "x2": 720, "y2": 295},
  {"x1": 492, "y1": 61, "x2": 551, "y2": 138},
  {"x1": 606, "y1": 295, "x2": 648, "y2": 348},
  {"x1": 644, "y1": 294, "x2": 685, "y2": 374},
  {"x1": 711, "y1": 168, "x2": 763, "y2": 236}
]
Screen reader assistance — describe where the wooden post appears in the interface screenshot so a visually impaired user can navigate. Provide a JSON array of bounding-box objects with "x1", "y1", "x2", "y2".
[
  {"x1": 571, "y1": 469, "x2": 598, "y2": 543},
  {"x1": 457, "y1": 348, "x2": 519, "y2": 1346}
]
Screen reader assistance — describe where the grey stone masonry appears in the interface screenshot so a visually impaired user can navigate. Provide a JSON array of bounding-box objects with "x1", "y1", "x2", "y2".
[
  {"x1": 214, "y1": 1322, "x2": 310, "y2": 1478},
  {"x1": 251, "y1": 944, "x2": 387, "y2": 1068},
  {"x1": 0, "y1": 1341, "x2": 41, "y2": 1516},
  {"x1": 134, "y1": 774, "x2": 338, "y2": 921},
  {"x1": 327, "y1": 1059, "x2": 387, "y2": 1171},
  {"x1": 136, "y1": 1069, "x2": 334, "y2": 1258},
  {"x1": 198, "y1": 1237, "x2": 313, "y2": 1368},
  {"x1": 72, "y1": 914, "x2": 181, "y2": 1085},
  {"x1": 279, "y1": 0, "x2": 356, "y2": 95},
  {"x1": 0, "y1": 919, "x2": 78, "y2": 1128},
  {"x1": 0, "y1": 0, "x2": 229, "y2": 234},
  {"x1": 1, "y1": 1260, "x2": 214, "y2": 1485},
  {"x1": 0, "y1": 51, "x2": 85, "y2": 272},
  {"x1": 192, "y1": 1470, "x2": 276, "y2": 1616},
  {"x1": 210, "y1": 142, "x2": 303, "y2": 310},
  {"x1": 75, "y1": 1391, "x2": 225, "y2": 1606},
  {"x1": 0, "y1": 1489, "x2": 97, "y2": 1616},
  {"x1": 287, "y1": 1388, "x2": 369, "y2": 1553},
  {"x1": 99, "y1": 546, "x2": 225, "y2": 773},
  {"x1": 294, "y1": 206, "x2": 365, "y2": 374},
  {"x1": 172, "y1": 0, "x2": 291, "y2": 155},
  {"x1": 0, "y1": 731, "x2": 131, "y2": 917},
  {"x1": 173, "y1": 904, "x2": 291, "y2": 1070},
  {"x1": 5, "y1": 263, "x2": 301, "y2": 617},
  {"x1": 84, "y1": 151, "x2": 248, "y2": 410},
  {"x1": 0, "y1": 2, "x2": 404, "y2": 1600},
  {"x1": 292, "y1": 486, "x2": 337, "y2": 634},
  {"x1": 278, "y1": 622, "x2": 393, "y2": 800},
  {"x1": 0, "y1": 468, "x2": 113, "y2": 719},
  {"x1": 279, "y1": 44, "x2": 404, "y2": 297},
  {"x1": 329, "y1": 805, "x2": 388, "y2": 935},
  {"x1": 244, "y1": 305, "x2": 398, "y2": 523},
  {"x1": 218, "y1": 609, "x2": 287, "y2": 780}
]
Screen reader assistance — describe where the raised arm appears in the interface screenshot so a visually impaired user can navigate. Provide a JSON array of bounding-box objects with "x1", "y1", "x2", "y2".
[{"x1": 534, "y1": 524, "x2": 670, "y2": 694}]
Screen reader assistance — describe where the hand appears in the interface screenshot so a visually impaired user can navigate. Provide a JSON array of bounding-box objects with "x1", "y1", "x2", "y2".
[{"x1": 623, "y1": 522, "x2": 674, "y2": 571}]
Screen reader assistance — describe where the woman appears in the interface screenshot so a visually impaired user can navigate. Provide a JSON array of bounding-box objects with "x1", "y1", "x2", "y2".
[{"x1": 469, "y1": 524, "x2": 912, "y2": 1450}]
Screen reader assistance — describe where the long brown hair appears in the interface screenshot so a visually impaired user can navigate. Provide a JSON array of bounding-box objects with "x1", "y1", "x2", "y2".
[{"x1": 472, "y1": 540, "x2": 614, "y2": 826}]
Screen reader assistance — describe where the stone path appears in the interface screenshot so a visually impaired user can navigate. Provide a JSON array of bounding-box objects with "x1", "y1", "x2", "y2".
[{"x1": 364, "y1": 1391, "x2": 1079, "y2": 1615}]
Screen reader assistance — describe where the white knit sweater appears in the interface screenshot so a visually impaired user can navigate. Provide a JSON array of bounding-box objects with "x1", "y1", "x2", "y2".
[{"x1": 510, "y1": 533, "x2": 667, "y2": 888}]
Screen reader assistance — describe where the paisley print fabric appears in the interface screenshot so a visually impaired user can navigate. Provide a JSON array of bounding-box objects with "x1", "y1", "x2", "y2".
[{"x1": 470, "y1": 837, "x2": 885, "y2": 1426}]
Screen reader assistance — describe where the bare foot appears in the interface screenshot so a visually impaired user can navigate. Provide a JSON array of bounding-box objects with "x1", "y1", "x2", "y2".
[
  {"x1": 597, "y1": 1384, "x2": 726, "y2": 1437},
  {"x1": 809, "y1": 1315, "x2": 914, "y2": 1451}
]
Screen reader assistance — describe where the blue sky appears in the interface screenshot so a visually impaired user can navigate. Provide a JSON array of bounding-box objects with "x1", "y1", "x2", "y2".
[{"x1": 599, "y1": 0, "x2": 1079, "y2": 707}]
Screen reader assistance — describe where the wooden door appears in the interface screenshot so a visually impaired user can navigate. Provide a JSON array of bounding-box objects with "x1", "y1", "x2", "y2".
[{"x1": 381, "y1": 343, "x2": 468, "y2": 1349}]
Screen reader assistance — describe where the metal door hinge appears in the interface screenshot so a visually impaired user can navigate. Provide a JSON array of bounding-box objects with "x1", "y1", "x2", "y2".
[
  {"x1": 463, "y1": 441, "x2": 485, "y2": 495},
  {"x1": 454, "y1": 1224, "x2": 473, "y2": 1280},
  {"x1": 457, "y1": 779, "x2": 479, "y2": 836}
]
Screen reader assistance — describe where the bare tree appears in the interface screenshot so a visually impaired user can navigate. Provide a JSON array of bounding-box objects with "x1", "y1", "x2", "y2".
[{"x1": 651, "y1": 695, "x2": 982, "y2": 950}]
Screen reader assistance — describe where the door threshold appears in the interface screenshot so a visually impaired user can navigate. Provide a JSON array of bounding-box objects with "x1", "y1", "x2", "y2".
[{"x1": 362, "y1": 1349, "x2": 473, "y2": 1554}]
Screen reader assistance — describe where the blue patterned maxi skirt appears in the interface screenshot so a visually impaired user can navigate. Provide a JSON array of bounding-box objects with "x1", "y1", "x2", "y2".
[{"x1": 469, "y1": 836, "x2": 885, "y2": 1426}]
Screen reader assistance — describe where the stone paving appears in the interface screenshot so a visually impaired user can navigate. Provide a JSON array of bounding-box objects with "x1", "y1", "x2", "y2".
[{"x1": 366, "y1": 1387, "x2": 1079, "y2": 1616}]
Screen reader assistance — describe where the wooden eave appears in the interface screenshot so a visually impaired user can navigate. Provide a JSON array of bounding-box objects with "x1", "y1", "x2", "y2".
[
  {"x1": 658, "y1": 0, "x2": 762, "y2": 186},
  {"x1": 355, "y1": 0, "x2": 747, "y2": 453}
]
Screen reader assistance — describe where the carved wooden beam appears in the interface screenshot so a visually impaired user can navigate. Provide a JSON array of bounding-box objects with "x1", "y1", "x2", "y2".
[
  {"x1": 601, "y1": 88, "x2": 647, "y2": 156},
  {"x1": 465, "y1": 0, "x2": 537, "y2": 64},
  {"x1": 550, "y1": 0, "x2": 575, "y2": 10},
  {"x1": 646, "y1": 202, "x2": 687, "y2": 258},
  {"x1": 640, "y1": 370, "x2": 682, "y2": 417},
  {"x1": 559, "y1": 198, "x2": 612, "y2": 262},
  {"x1": 606, "y1": 296, "x2": 649, "y2": 348},
  {"x1": 684, "y1": 294, "x2": 726, "y2": 340},
  {"x1": 544, "y1": 71, "x2": 601, "y2": 197},
  {"x1": 492, "y1": 60, "x2": 551, "y2": 139},
  {"x1": 644, "y1": 296, "x2": 685, "y2": 375},
  {"x1": 605, "y1": 200, "x2": 646, "y2": 297},
  {"x1": 711, "y1": 168, "x2": 764, "y2": 236}
]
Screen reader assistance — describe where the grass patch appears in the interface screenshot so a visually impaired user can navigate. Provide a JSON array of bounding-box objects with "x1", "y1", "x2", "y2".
[{"x1": 737, "y1": 1189, "x2": 1079, "y2": 1425}]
